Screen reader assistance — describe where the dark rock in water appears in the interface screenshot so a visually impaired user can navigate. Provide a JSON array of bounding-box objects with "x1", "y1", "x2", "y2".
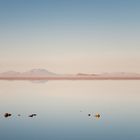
[
  {"x1": 29, "y1": 114, "x2": 33, "y2": 117},
  {"x1": 18, "y1": 114, "x2": 21, "y2": 116},
  {"x1": 88, "y1": 114, "x2": 91, "y2": 116},
  {"x1": 4, "y1": 113, "x2": 12, "y2": 118},
  {"x1": 95, "y1": 113, "x2": 100, "y2": 118},
  {"x1": 29, "y1": 114, "x2": 37, "y2": 117}
]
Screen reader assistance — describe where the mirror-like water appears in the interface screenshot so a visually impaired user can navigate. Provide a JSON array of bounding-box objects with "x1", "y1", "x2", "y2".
[{"x1": 0, "y1": 80, "x2": 140, "y2": 140}]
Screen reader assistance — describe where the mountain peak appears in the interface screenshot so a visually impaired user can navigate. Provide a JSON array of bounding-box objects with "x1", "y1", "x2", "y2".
[
  {"x1": 0, "y1": 69, "x2": 57, "y2": 77},
  {"x1": 23, "y1": 68, "x2": 56, "y2": 76}
]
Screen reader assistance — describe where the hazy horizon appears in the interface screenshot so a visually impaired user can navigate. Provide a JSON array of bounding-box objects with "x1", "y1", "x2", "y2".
[{"x1": 0, "y1": 68, "x2": 140, "y2": 75}]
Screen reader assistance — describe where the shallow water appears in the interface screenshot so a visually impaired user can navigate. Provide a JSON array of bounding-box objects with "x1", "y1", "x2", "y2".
[{"x1": 0, "y1": 80, "x2": 140, "y2": 140}]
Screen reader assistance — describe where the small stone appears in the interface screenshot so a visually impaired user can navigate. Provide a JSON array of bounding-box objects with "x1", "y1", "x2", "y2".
[
  {"x1": 95, "y1": 113, "x2": 100, "y2": 118},
  {"x1": 88, "y1": 114, "x2": 91, "y2": 116},
  {"x1": 29, "y1": 114, "x2": 33, "y2": 117},
  {"x1": 4, "y1": 113, "x2": 12, "y2": 118},
  {"x1": 29, "y1": 114, "x2": 37, "y2": 117}
]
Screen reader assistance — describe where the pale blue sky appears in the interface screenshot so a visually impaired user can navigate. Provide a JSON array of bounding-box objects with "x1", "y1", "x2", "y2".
[{"x1": 0, "y1": 0, "x2": 140, "y2": 73}]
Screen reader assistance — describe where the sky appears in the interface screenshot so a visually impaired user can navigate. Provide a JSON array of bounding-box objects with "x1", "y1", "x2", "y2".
[{"x1": 0, "y1": 0, "x2": 140, "y2": 74}]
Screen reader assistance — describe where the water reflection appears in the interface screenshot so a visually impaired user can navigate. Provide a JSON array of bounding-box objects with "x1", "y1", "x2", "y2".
[
  {"x1": 0, "y1": 81, "x2": 140, "y2": 140},
  {"x1": 30, "y1": 80, "x2": 48, "y2": 84}
]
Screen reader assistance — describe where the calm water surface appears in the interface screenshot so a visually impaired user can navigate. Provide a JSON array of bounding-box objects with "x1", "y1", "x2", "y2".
[{"x1": 0, "y1": 80, "x2": 140, "y2": 140}]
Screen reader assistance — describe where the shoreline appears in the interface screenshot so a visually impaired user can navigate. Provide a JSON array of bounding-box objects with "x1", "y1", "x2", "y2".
[{"x1": 0, "y1": 77, "x2": 140, "y2": 80}]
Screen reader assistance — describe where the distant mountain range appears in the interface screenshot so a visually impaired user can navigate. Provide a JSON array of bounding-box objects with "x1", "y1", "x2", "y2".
[
  {"x1": 0, "y1": 69, "x2": 57, "y2": 77},
  {"x1": 76, "y1": 72, "x2": 140, "y2": 77},
  {"x1": 0, "y1": 69, "x2": 140, "y2": 80}
]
